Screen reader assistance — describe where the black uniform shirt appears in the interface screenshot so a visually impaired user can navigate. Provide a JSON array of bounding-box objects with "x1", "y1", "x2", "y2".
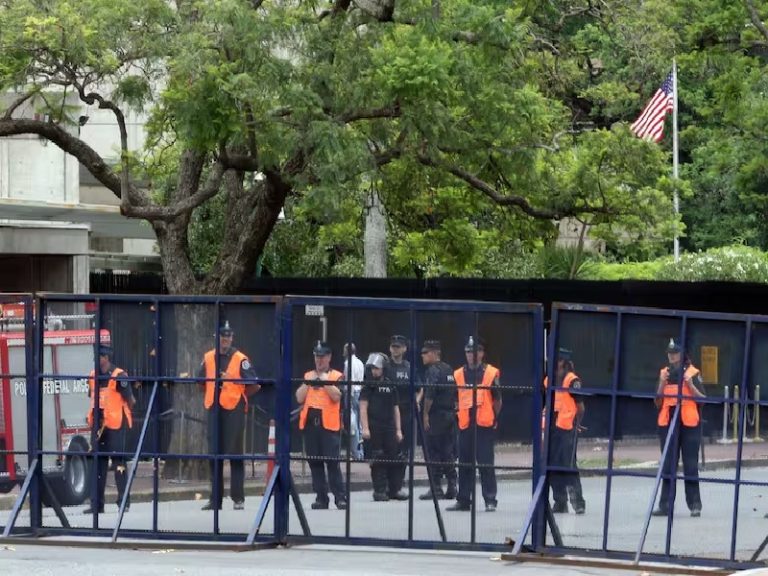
[
  {"x1": 360, "y1": 376, "x2": 399, "y2": 428},
  {"x1": 424, "y1": 361, "x2": 456, "y2": 414},
  {"x1": 386, "y1": 358, "x2": 412, "y2": 414}
]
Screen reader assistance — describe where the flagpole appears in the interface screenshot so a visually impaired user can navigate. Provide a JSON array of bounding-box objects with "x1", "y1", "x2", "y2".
[{"x1": 672, "y1": 58, "x2": 680, "y2": 262}]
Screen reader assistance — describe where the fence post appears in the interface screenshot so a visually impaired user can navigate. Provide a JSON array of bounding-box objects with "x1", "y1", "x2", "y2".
[
  {"x1": 755, "y1": 385, "x2": 762, "y2": 442},
  {"x1": 718, "y1": 386, "x2": 730, "y2": 444},
  {"x1": 265, "y1": 419, "x2": 276, "y2": 492},
  {"x1": 733, "y1": 385, "x2": 740, "y2": 443}
]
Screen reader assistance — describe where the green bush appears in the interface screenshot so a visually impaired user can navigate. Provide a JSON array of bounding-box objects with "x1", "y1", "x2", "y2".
[
  {"x1": 580, "y1": 245, "x2": 768, "y2": 283},
  {"x1": 656, "y1": 245, "x2": 768, "y2": 282},
  {"x1": 584, "y1": 260, "x2": 664, "y2": 281}
]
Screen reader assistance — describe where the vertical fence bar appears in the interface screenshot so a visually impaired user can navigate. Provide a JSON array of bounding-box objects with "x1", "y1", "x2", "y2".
[
  {"x1": 663, "y1": 317, "x2": 688, "y2": 557},
  {"x1": 730, "y1": 320, "x2": 752, "y2": 560},
  {"x1": 89, "y1": 296, "x2": 103, "y2": 530},
  {"x1": 28, "y1": 295, "x2": 42, "y2": 532},
  {"x1": 529, "y1": 306, "x2": 545, "y2": 551},
  {"x1": 406, "y1": 308, "x2": 417, "y2": 543},
  {"x1": 274, "y1": 299, "x2": 291, "y2": 542},
  {"x1": 212, "y1": 301, "x2": 222, "y2": 535},
  {"x1": 601, "y1": 312, "x2": 622, "y2": 551},
  {"x1": 152, "y1": 298, "x2": 161, "y2": 534},
  {"x1": 535, "y1": 306, "x2": 560, "y2": 550}
]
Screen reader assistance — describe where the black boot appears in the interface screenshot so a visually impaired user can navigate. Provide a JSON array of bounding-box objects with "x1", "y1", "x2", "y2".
[{"x1": 444, "y1": 478, "x2": 457, "y2": 500}]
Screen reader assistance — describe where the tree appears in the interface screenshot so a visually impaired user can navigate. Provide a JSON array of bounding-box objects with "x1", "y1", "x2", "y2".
[
  {"x1": 0, "y1": 0, "x2": 684, "y2": 476},
  {"x1": 1, "y1": 0, "x2": 678, "y2": 287}
]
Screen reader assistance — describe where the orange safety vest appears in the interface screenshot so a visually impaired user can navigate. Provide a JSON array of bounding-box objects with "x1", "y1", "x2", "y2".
[
  {"x1": 542, "y1": 372, "x2": 580, "y2": 431},
  {"x1": 299, "y1": 370, "x2": 343, "y2": 431},
  {"x1": 204, "y1": 349, "x2": 249, "y2": 411},
  {"x1": 88, "y1": 367, "x2": 133, "y2": 430},
  {"x1": 455, "y1": 364, "x2": 499, "y2": 430},
  {"x1": 657, "y1": 365, "x2": 701, "y2": 427}
]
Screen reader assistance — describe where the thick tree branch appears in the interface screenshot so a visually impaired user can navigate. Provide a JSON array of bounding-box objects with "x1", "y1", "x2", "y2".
[
  {"x1": 319, "y1": 0, "x2": 352, "y2": 20},
  {"x1": 220, "y1": 150, "x2": 260, "y2": 172},
  {"x1": 2, "y1": 90, "x2": 41, "y2": 120},
  {"x1": 746, "y1": 0, "x2": 768, "y2": 43},
  {"x1": 338, "y1": 103, "x2": 401, "y2": 123},
  {"x1": 123, "y1": 162, "x2": 226, "y2": 221},
  {"x1": 0, "y1": 118, "x2": 130, "y2": 199},
  {"x1": 416, "y1": 153, "x2": 560, "y2": 218}
]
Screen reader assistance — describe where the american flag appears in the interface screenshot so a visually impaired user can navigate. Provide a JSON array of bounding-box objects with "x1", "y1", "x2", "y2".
[{"x1": 631, "y1": 72, "x2": 674, "y2": 143}]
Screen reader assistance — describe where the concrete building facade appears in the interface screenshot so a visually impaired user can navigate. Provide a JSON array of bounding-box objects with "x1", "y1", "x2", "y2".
[{"x1": 0, "y1": 96, "x2": 160, "y2": 293}]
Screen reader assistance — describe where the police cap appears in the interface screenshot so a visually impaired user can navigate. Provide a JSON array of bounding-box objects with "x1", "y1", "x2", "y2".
[
  {"x1": 313, "y1": 340, "x2": 332, "y2": 356},
  {"x1": 98, "y1": 344, "x2": 113, "y2": 357},
  {"x1": 421, "y1": 340, "x2": 441, "y2": 353},
  {"x1": 390, "y1": 335, "x2": 408, "y2": 347},
  {"x1": 666, "y1": 338, "x2": 681, "y2": 353},
  {"x1": 464, "y1": 336, "x2": 486, "y2": 351},
  {"x1": 219, "y1": 321, "x2": 234, "y2": 337},
  {"x1": 557, "y1": 347, "x2": 572, "y2": 361}
]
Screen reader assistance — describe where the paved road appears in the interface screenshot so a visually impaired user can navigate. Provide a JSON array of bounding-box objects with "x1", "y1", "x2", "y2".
[
  {"x1": 4, "y1": 465, "x2": 768, "y2": 565},
  {"x1": 0, "y1": 542, "x2": 693, "y2": 576}
]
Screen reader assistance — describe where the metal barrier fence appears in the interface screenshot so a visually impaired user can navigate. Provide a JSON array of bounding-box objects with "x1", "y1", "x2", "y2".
[
  {"x1": 280, "y1": 296, "x2": 543, "y2": 549},
  {"x1": 5, "y1": 294, "x2": 768, "y2": 570},
  {"x1": 512, "y1": 302, "x2": 768, "y2": 571}
]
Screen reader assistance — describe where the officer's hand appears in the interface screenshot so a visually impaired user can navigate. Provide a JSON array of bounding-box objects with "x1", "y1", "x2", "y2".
[
  {"x1": 396, "y1": 430, "x2": 403, "y2": 443},
  {"x1": 423, "y1": 417, "x2": 430, "y2": 432},
  {"x1": 362, "y1": 427, "x2": 371, "y2": 440},
  {"x1": 577, "y1": 425, "x2": 587, "y2": 433}
]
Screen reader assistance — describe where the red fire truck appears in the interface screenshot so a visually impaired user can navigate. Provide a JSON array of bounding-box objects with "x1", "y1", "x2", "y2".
[{"x1": 0, "y1": 310, "x2": 108, "y2": 505}]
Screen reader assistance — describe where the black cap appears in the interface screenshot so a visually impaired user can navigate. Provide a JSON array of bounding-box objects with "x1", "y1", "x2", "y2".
[
  {"x1": 313, "y1": 340, "x2": 332, "y2": 356},
  {"x1": 667, "y1": 338, "x2": 681, "y2": 353},
  {"x1": 421, "y1": 340, "x2": 441, "y2": 353},
  {"x1": 558, "y1": 347, "x2": 572, "y2": 361},
  {"x1": 464, "y1": 336, "x2": 486, "y2": 351},
  {"x1": 98, "y1": 344, "x2": 112, "y2": 357},
  {"x1": 390, "y1": 335, "x2": 408, "y2": 347},
  {"x1": 219, "y1": 321, "x2": 234, "y2": 336}
]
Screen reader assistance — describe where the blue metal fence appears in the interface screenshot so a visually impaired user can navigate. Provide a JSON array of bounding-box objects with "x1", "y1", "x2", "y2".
[
  {"x1": 4, "y1": 294, "x2": 768, "y2": 570},
  {"x1": 511, "y1": 302, "x2": 768, "y2": 570}
]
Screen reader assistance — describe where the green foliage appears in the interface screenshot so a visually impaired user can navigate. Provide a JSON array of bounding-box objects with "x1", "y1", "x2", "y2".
[
  {"x1": 584, "y1": 260, "x2": 665, "y2": 281},
  {"x1": 536, "y1": 245, "x2": 597, "y2": 280},
  {"x1": 656, "y1": 246, "x2": 768, "y2": 283},
  {"x1": 584, "y1": 246, "x2": 768, "y2": 283},
  {"x1": 7, "y1": 0, "x2": 768, "y2": 285}
]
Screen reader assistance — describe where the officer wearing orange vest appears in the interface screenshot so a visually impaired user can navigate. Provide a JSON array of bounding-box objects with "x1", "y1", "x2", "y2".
[
  {"x1": 652, "y1": 338, "x2": 705, "y2": 518},
  {"x1": 84, "y1": 344, "x2": 134, "y2": 514},
  {"x1": 447, "y1": 336, "x2": 502, "y2": 512},
  {"x1": 197, "y1": 321, "x2": 259, "y2": 511},
  {"x1": 296, "y1": 341, "x2": 348, "y2": 510},
  {"x1": 544, "y1": 347, "x2": 586, "y2": 515}
]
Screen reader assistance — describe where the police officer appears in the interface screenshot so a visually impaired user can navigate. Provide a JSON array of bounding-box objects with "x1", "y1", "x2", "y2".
[
  {"x1": 198, "y1": 321, "x2": 260, "y2": 511},
  {"x1": 387, "y1": 334, "x2": 412, "y2": 498},
  {"x1": 544, "y1": 347, "x2": 586, "y2": 514},
  {"x1": 447, "y1": 337, "x2": 502, "y2": 512},
  {"x1": 653, "y1": 338, "x2": 705, "y2": 517},
  {"x1": 360, "y1": 352, "x2": 404, "y2": 501},
  {"x1": 419, "y1": 340, "x2": 457, "y2": 501},
  {"x1": 84, "y1": 344, "x2": 134, "y2": 514},
  {"x1": 296, "y1": 341, "x2": 348, "y2": 510}
]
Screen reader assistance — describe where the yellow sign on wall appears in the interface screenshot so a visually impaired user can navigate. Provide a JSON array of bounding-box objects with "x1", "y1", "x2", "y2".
[{"x1": 700, "y1": 346, "x2": 719, "y2": 385}]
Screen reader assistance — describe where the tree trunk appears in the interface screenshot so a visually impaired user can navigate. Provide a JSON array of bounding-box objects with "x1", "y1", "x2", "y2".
[
  {"x1": 364, "y1": 189, "x2": 388, "y2": 278},
  {"x1": 160, "y1": 304, "x2": 215, "y2": 480},
  {"x1": 153, "y1": 170, "x2": 290, "y2": 479}
]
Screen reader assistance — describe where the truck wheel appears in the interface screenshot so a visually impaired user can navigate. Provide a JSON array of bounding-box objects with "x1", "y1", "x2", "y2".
[
  {"x1": 44, "y1": 437, "x2": 91, "y2": 507},
  {"x1": 0, "y1": 481, "x2": 16, "y2": 494}
]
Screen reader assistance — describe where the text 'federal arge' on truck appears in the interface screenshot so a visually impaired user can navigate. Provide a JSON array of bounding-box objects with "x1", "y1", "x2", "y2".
[{"x1": 0, "y1": 302, "x2": 105, "y2": 506}]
